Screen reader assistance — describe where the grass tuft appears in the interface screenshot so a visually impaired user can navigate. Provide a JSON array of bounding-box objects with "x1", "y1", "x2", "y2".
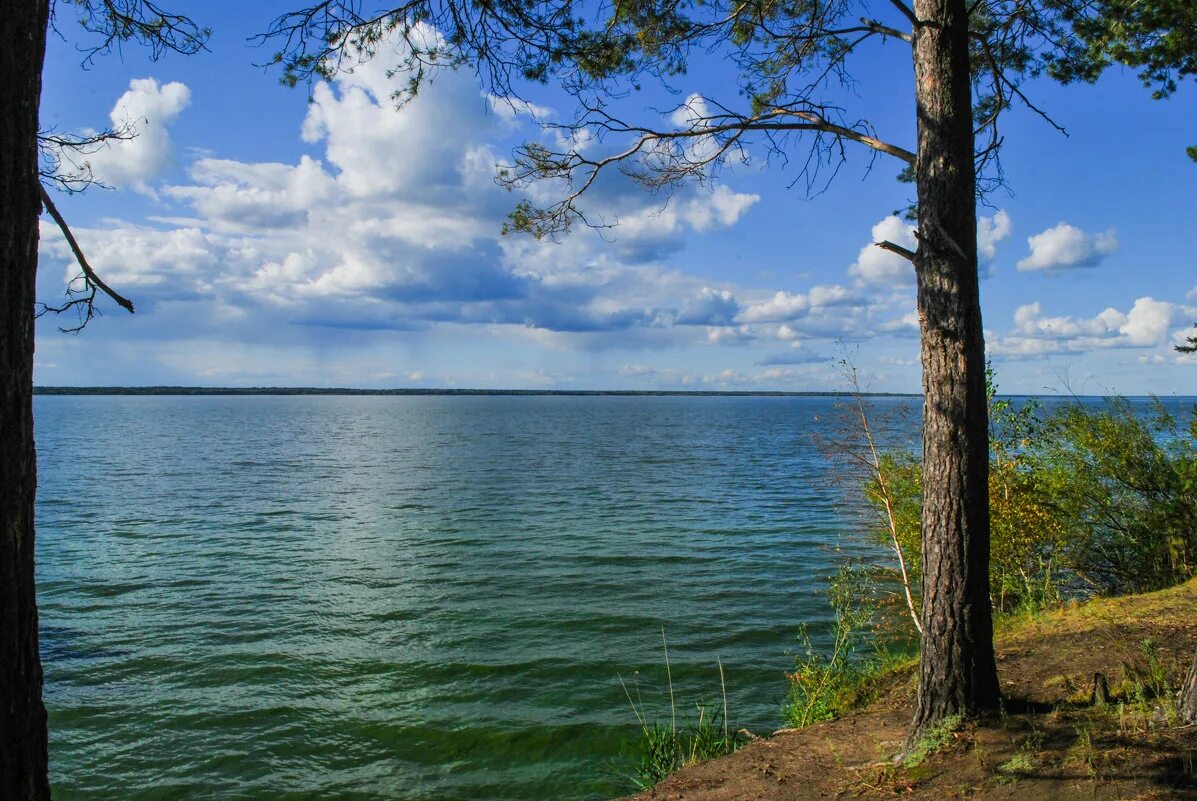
[
  {"x1": 902, "y1": 714, "x2": 963, "y2": 768},
  {"x1": 619, "y1": 632, "x2": 742, "y2": 790}
]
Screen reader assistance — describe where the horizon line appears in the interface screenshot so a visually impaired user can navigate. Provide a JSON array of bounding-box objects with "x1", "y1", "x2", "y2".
[
  {"x1": 35, "y1": 386, "x2": 910, "y2": 397},
  {"x1": 32, "y1": 386, "x2": 1190, "y2": 399}
]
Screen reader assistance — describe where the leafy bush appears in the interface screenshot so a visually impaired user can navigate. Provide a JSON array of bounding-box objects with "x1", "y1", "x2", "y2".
[
  {"x1": 783, "y1": 566, "x2": 916, "y2": 728},
  {"x1": 1028, "y1": 398, "x2": 1197, "y2": 594},
  {"x1": 860, "y1": 387, "x2": 1196, "y2": 613}
]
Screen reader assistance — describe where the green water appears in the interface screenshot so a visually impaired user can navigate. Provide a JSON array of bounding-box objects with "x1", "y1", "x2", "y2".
[{"x1": 35, "y1": 395, "x2": 912, "y2": 799}]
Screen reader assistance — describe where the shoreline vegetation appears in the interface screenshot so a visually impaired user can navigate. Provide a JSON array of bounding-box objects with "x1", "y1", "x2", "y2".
[
  {"x1": 616, "y1": 386, "x2": 1197, "y2": 797},
  {"x1": 619, "y1": 577, "x2": 1197, "y2": 800}
]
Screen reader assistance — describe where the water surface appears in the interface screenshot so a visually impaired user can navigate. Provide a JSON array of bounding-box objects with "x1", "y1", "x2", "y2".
[{"x1": 36, "y1": 395, "x2": 916, "y2": 799}]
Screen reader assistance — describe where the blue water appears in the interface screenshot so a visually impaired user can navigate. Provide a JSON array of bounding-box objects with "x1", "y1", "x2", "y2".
[{"x1": 34, "y1": 395, "x2": 919, "y2": 799}]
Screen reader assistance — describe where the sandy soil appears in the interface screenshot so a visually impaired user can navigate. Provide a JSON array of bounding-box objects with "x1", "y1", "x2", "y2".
[{"x1": 620, "y1": 579, "x2": 1197, "y2": 800}]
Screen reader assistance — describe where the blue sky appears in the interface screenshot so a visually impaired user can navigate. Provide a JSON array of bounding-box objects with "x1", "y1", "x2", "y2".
[{"x1": 34, "y1": 1, "x2": 1197, "y2": 393}]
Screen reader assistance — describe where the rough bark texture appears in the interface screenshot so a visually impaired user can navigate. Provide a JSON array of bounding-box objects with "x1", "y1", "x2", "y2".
[
  {"x1": 1, "y1": 2, "x2": 51, "y2": 799},
  {"x1": 1179, "y1": 645, "x2": 1197, "y2": 724},
  {"x1": 908, "y1": 0, "x2": 1002, "y2": 740}
]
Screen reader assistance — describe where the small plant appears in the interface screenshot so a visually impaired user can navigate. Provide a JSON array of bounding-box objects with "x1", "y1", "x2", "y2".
[
  {"x1": 996, "y1": 730, "x2": 1043, "y2": 780},
  {"x1": 996, "y1": 752, "x2": 1034, "y2": 777},
  {"x1": 1128, "y1": 639, "x2": 1172, "y2": 704},
  {"x1": 902, "y1": 714, "x2": 963, "y2": 768},
  {"x1": 783, "y1": 564, "x2": 918, "y2": 729},
  {"x1": 1064, "y1": 727, "x2": 1097, "y2": 777},
  {"x1": 782, "y1": 566, "x2": 915, "y2": 728},
  {"x1": 619, "y1": 631, "x2": 742, "y2": 790}
]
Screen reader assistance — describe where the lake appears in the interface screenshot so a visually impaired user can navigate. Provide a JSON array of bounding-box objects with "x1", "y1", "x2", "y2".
[{"x1": 34, "y1": 394, "x2": 921, "y2": 800}]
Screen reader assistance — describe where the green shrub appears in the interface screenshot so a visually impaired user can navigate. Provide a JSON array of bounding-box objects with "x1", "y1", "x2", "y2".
[
  {"x1": 859, "y1": 387, "x2": 1196, "y2": 612},
  {"x1": 1028, "y1": 398, "x2": 1197, "y2": 594},
  {"x1": 783, "y1": 566, "x2": 916, "y2": 728}
]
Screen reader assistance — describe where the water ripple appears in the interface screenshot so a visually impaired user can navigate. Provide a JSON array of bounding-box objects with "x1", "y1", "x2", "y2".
[{"x1": 35, "y1": 395, "x2": 912, "y2": 801}]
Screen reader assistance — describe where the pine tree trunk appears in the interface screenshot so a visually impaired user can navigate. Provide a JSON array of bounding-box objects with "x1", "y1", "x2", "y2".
[
  {"x1": 1179, "y1": 645, "x2": 1197, "y2": 725},
  {"x1": 908, "y1": 0, "x2": 1001, "y2": 741},
  {"x1": 1, "y1": 2, "x2": 52, "y2": 799}
]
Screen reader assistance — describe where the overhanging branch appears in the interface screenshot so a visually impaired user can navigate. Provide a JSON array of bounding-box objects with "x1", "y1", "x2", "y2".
[{"x1": 39, "y1": 185, "x2": 135, "y2": 315}]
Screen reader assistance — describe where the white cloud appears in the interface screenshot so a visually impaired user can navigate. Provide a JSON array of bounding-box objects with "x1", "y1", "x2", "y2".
[
  {"x1": 677, "y1": 287, "x2": 741, "y2": 325},
  {"x1": 850, "y1": 210, "x2": 1011, "y2": 285},
  {"x1": 81, "y1": 78, "x2": 191, "y2": 191},
  {"x1": 39, "y1": 37, "x2": 774, "y2": 348},
  {"x1": 164, "y1": 156, "x2": 336, "y2": 230},
  {"x1": 977, "y1": 209, "x2": 1012, "y2": 265},
  {"x1": 683, "y1": 185, "x2": 759, "y2": 231},
  {"x1": 1120, "y1": 297, "x2": 1175, "y2": 345},
  {"x1": 808, "y1": 284, "x2": 859, "y2": 307},
  {"x1": 990, "y1": 297, "x2": 1176, "y2": 358},
  {"x1": 1016, "y1": 222, "x2": 1117, "y2": 271},
  {"x1": 706, "y1": 325, "x2": 755, "y2": 344},
  {"x1": 849, "y1": 215, "x2": 917, "y2": 286},
  {"x1": 739, "y1": 291, "x2": 809, "y2": 322},
  {"x1": 775, "y1": 324, "x2": 800, "y2": 340},
  {"x1": 880, "y1": 311, "x2": 919, "y2": 334},
  {"x1": 52, "y1": 29, "x2": 1186, "y2": 393}
]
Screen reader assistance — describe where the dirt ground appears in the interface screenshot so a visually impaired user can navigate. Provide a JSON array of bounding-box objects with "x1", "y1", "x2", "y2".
[{"x1": 620, "y1": 580, "x2": 1197, "y2": 800}]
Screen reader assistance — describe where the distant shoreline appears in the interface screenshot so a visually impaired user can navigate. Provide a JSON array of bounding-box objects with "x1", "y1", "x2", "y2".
[
  {"x1": 32, "y1": 387, "x2": 1185, "y2": 399},
  {"x1": 34, "y1": 386, "x2": 919, "y2": 397}
]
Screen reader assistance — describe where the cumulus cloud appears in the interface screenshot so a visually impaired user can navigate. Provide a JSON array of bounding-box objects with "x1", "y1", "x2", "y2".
[
  {"x1": 849, "y1": 216, "x2": 917, "y2": 286},
  {"x1": 977, "y1": 209, "x2": 1012, "y2": 265},
  {"x1": 706, "y1": 325, "x2": 756, "y2": 344},
  {"x1": 677, "y1": 287, "x2": 741, "y2": 325},
  {"x1": 1016, "y1": 223, "x2": 1117, "y2": 271},
  {"x1": 50, "y1": 31, "x2": 1183, "y2": 391},
  {"x1": 989, "y1": 297, "x2": 1176, "y2": 358},
  {"x1": 81, "y1": 78, "x2": 191, "y2": 190},
  {"x1": 605, "y1": 185, "x2": 759, "y2": 261},
  {"x1": 38, "y1": 37, "x2": 772, "y2": 352},
  {"x1": 880, "y1": 311, "x2": 920, "y2": 335},
  {"x1": 848, "y1": 210, "x2": 1011, "y2": 285},
  {"x1": 739, "y1": 291, "x2": 809, "y2": 323}
]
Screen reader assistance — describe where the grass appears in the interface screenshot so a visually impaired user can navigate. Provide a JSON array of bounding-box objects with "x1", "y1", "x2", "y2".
[
  {"x1": 902, "y1": 714, "x2": 963, "y2": 768},
  {"x1": 619, "y1": 630, "x2": 742, "y2": 790},
  {"x1": 995, "y1": 730, "x2": 1042, "y2": 780},
  {"x1": 618, "y1": 578, "x2": 1197, "y2": 800}
]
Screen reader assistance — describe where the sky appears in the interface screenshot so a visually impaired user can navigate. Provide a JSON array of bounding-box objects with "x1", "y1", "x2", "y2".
[{"x1": 33, "y1": 1, "x2": 1197, "y2": 394}]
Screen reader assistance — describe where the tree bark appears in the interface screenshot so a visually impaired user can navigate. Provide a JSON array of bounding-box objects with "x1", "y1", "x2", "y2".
[
  {"x1": 1179, "y1": 645, "x2": 1197, "y2": 725},
  {"x1": 908, "y1": 0, "x2": 1002, "y2": 741},
  {"x1": 1, "y1": 2, "x2": 52, "y2": 799}
]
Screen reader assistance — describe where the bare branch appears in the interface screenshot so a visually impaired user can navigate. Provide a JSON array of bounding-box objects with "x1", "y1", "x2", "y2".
[
  {"x1": 861, "y1": 17, "x2": 913, "y2": 43},
  {"x1": 972, "y1": 31, "x2": 1068, "y2": 136},
  {"x1": 766, "y1": 108, "x2": 915, "y2": 163},
  {"x1": 888, "y1": 0, "x2": 921, "y2": 29},
  {"x1": 875, "y1": 239, "x2": 917, "y2": 262},
  {"x1": 38, "y1": 185, "x2": 135, "y2": 332},
  {"x1": 501, "y1": 100, "x2": 914, "y2": 238},
  {"x1": 38, "y1": 124, "x2": 135, "y2": 194}
]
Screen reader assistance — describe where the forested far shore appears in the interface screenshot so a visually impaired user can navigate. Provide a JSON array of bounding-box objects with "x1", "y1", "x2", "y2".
[
  {"x1": 34, "y1": 386, "x2": 919, "y2": 397},
  {"x1": 33, "y1": 387, "x2": 1195, "y2": 398}
]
